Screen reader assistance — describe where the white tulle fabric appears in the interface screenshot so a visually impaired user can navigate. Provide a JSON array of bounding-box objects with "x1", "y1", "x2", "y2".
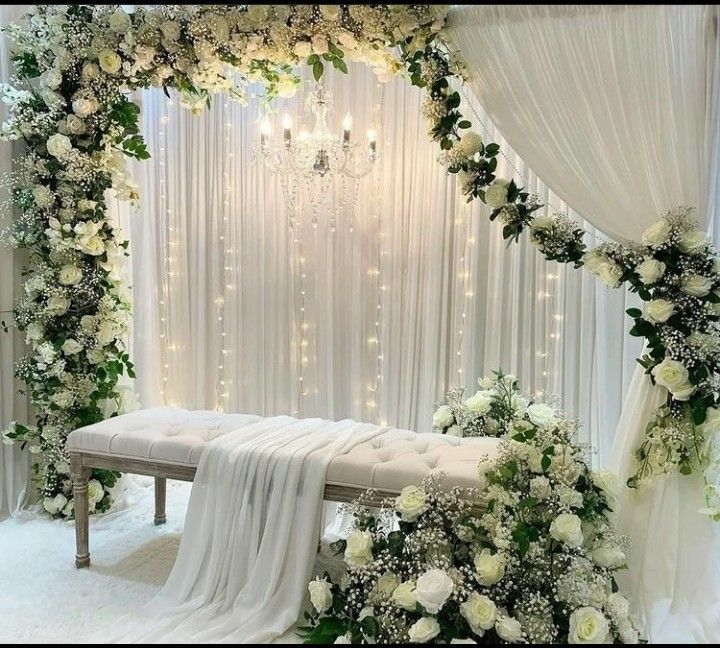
[
  {"x1": 110, "y1": 416, "x2": 383, "y2": 643},
  {"x1": 447, "y1": 4, "x2": 720, "y2": 641}
]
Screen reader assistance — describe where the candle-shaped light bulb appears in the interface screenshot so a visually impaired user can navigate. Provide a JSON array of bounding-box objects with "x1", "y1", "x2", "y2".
[
  {"x1": 342, "y1": 112, "x2": 352, "y2": 147},
  {"x1": 260, "y1": 117, "x2": 271, "y2": 149},
  {"x1": 367, "y1": 128, "x2": 377, "y2": 158},
  {"x1": 282, "y1": 113, "x2": 292, "y2": 146}
]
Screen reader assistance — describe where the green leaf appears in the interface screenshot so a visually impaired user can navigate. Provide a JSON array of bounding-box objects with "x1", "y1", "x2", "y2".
[
  {"x1": 301, "y1": 617, "x2": 348, "y2": 644},
  {"x1": 625, "y1": 308, "x2": 642, "y2": 319},
  {"x1": 331, "y1": 57, "x2": 348, "y2": 74},
  {"x1": 484, "y1": 143, "x2": 500, "y2": 156},
  {"x1": 312, "y1": 60, "x2": 324, "y2": 81}
]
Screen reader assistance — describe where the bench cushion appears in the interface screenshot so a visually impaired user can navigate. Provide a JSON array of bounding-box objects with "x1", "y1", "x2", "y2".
[{"x1": 67, "y1": 408, "x2": 500, "y2": 492}]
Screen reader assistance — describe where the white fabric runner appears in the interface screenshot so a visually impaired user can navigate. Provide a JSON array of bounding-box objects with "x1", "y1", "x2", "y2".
[{"x1": 110, "y1": 415, "x2": 385, "y2": 643}]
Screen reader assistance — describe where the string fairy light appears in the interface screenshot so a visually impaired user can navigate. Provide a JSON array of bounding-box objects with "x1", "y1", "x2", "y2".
[
  {"x1": 158, "y1": 98, "x2": 173, "y2": 404},
  {"x1": 366, "y1": 82, "x2": 386, "y2": 422},
  {"x1": 458, "y1": 87, "x2": 566, "y2": 395},
  {"x1": 215, "y1": 99, "x2": 235, "y2": 411}
]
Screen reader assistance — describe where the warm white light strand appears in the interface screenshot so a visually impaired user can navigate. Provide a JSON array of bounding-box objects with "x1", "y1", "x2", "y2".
[{"x1": 158, "y1": 99, "x2": 172, "y2": 404}]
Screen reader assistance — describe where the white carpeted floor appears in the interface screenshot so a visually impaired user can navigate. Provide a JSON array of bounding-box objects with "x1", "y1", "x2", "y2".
[
  {"x1": 0, "y1": 477, "x2": 341, "y2": 643},
  {"x1": 0, "y1": 477, "x2": 190, "y2": 643}
]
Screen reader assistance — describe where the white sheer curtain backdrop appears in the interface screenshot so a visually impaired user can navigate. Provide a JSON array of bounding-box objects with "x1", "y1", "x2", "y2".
[
  {"x1": 0, "y1": 4, "x2": 31, "y2": 519},
  {"x1": 447, "y1": 4, "x2": 720, "y2": 642},
  {"x1": 130, "y1": 63, "x2": 639, "y2": 465}
]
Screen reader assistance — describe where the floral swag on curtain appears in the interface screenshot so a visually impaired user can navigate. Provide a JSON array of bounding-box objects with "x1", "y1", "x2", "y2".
[{"x1": 0, "y1": 4, "x2": 718, "y2": 519}]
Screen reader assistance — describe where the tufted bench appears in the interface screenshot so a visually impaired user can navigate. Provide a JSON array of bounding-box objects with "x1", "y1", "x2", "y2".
[{"x1": 67, "y1": 407, "x2": 500, "y2": 568}]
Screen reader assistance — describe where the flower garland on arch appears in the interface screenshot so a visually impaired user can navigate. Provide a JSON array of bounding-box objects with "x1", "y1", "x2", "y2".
[{"x1": 0, "y1": 4, "x2": 718, "y2": 518}]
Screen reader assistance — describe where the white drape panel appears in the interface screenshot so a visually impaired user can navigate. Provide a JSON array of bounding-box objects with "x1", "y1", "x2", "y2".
[
  {"x1": 447, "y1": 5, "x2": 720, "y2": 642},
  {"x1": 447, "y1": 4, "x2": 719, "y2": 239},
  {"x1": 0, "y1": 4, "x2": 31, "y2": 520},
  {"x1": 130, "y1": 64, "x2": 640, "y2": 464}
]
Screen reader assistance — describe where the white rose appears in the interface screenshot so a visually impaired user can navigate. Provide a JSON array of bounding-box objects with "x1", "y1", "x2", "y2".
[
  {"x1": 485, "y1": 179, "x2": 510, "y2": 209},
  {"x1": 446, "y1": 425, "x2": 463, "y2": 437},
  {"x1": 160, "y1": 21, "x2": 181, "y2": 41},
  {"x1": 293, "y1": 40, "x2": 312, "y2": 58},
  {"x1": 72, "y1": 97, "x2": 97, "y2": 117},
  {"x1": 82, "y1": 62, "x2": 99, "y2": 80},
  {"x1": 25, "y1": 322, "x2": 44, "y2": 342},
  {"x1": 591, "y1": 470, "x2": 619, "y2": 506},
  {"x1": 391, "y1": 580, "x2": 418, "y2": 611},
  {"x1": 334, "y1": 634, "x2": 352, "y2": 644},
  {"x1": 108, "y1": 8, "x2": 132, "y2": 33},
  {"x1": 651, "y1": 358, "x2": 690, "y2": 392},
  {"x1": 96, "y1": 319, "x2": 118, "y2": 346},
  {"x1": 645, "y1": 299, "x2": 675, "y2": 323},
  {"x1": 550, "y1": 513, "x2": 583, "y2": 547},
  {"x1": 526, "y1": 446, "x2": 546, "y2": 474},
  {"x1": 43, "y1": 493, "x2": 68, "y2": 515},
  {"x1": 47, "y1": 133, "x2": 72, "y2": 159},
  {"x1": 530, "y1": 215, "x2": 553, "y2": 234},
  {"x1": 88, "y1": 479, "x2": 104, "y2": 507},
  {"x1": 36, "y1": 342, "x2": 56, "y2": 364},
  {"x1": 678, "y1": 228, "x2": 709, "y2": 255},
  {"x1": 671, "y1": 382, "x2": 696, "y2": 401},
  {"x1": 62, "y1": 339, "x2": 83, "y2": 355},
  {"x1": 77, "y1": 235, "x2": 106, "y2": 256},
  {"x1": 465, "y1": 390, "x2": 493, "y2": 415},
  {"x1": 527, "y1": 403, "x2": 556, "y2": 428},
  {"x1": 636, "y1": 258, "x2": 665, "y2": 285},
  {"x1": 377, "y1": 571, "x2": 400, "y2": 599},
  {"x1": 460, "y1": 593, "x2": 497, "y2": 634},
  {"x1": 415, "y1": 569, "x2": 454, "y2": 614},
  {"x1": 458, "y1": 131, "x2": 483, "y2": 157},
  {"x1": 40, "y1": 67, "x2": 62, "y2": 89},
  {"x1": 591, "y1": 542, "x2": 626, "y2": 568},
  {"x1": 682, "y1": 274, "x2": 713, "y2": 297},
  {"x1": 308, "y1": 577, "x2": 333, "y2": 613},
  {"x1": 320, "y1": 4, "x2": 341, "y2": 20},
  {"x1": 66, "y1": 115, "x2": 86, "y2": 135},
  {"x1": 569, "y1": 607, "x2": 610, "y2": 644},
  {"x1": 456, "y1": 169, "x2": 472, "y2": 192},
  {"x1": 473, "y1": 549, "x2": 505, "y2": 586},
  {"x1": 432, "y1": 405, "x2": 455, "y2": 429},
  {"x1": 641, "y1": 219, "x2": 671, "y2": 248},
  {"x1": 582, "y1": 250, "x2": 606, "y2": 274},
  {"x1": 450, "y1": 640, "x2": 476, "y2": 645},
  {"x1": 32, "y1": 185, "x2": 54, "y2": 208},
  {"x1": 596, "y1": 260, "x2": 623, "y2": 288},
  {"x1": 511, "y1": 394, "x2": 530, "y2": 414},
  {"x1": 495, "y1": 615, "x2": 524, "y2": 643},
  {"x1": 58, "y1": 264, "x2": 82, "y2": 285},
  {"x1": 344, "y1": 530, "x2": 373, "y2": 568},
  {"x1": 98, "y1": 50, "x2": 122, "y2": 74},
  {"x1": 529, "y1": 476, "x2": 552, "y2": 500},
  {"x1": 312, "y1": 34, "x2": 330, "y2": 55},
  {"x1": 47, "y1": 294, "x2": 70, "y2": 315},
  {"x1": 395, "y1": 485, "x2": 429, "y2": 522},
  {"x1": 408, "y1": 617, "x2": 441, "y2": 643},
  {"x1": 80, "y1": 315, "x2": 96, "y2": 332}
]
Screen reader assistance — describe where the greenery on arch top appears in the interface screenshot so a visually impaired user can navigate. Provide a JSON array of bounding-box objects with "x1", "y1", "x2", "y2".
[{"x1": 0, "y1": 4, "x2": 718, "y2": 519}]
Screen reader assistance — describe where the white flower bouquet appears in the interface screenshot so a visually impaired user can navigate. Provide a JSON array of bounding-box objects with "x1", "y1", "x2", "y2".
[
  {"x1": 431, "y1": 371, "x2": 554, "y2": 439},
  {"x1": 303, "y1": 381, "x2": 640, "y2": 644}
]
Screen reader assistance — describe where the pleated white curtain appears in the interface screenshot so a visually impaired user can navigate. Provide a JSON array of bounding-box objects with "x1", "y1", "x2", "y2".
[
  {"x1": 447, "y1": 4, "x2": 720, "y2": 642},
  {"x1": 0, "y1": 4, "x2": 31, "y2": 519},
  {"x1": 129, "y1": 63, "x2": 640, "y2": 465}
]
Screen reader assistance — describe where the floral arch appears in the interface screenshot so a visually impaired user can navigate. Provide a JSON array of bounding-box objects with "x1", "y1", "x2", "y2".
[{"x1": 1, "y1": 4, "x2": 718, "y2": 517}]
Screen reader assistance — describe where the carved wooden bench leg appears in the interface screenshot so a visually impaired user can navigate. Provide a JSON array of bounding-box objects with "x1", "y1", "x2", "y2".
[
  {"x1": 70, "y1": 454, "x2": 92, "y2": 569},
  {"x1": 154, "y1": 477, "x2": 167, "y2": 525}
]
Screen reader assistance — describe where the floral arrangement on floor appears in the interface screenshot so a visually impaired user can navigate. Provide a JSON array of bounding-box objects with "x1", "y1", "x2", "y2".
[
  {"x1": 431, "y1": 371, "x2": 556, "y2": 439},
  {"x1": 0, "y1": 4, "x2": 717, "y2": 517},
  {"x1": 302, "y1": 386, "x2": 640, "y2": 644}
]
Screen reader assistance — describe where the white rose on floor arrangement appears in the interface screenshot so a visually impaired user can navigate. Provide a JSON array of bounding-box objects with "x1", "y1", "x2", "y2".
[{"x1": 302, "y1": 373, "x2": 640, "y2": 644}]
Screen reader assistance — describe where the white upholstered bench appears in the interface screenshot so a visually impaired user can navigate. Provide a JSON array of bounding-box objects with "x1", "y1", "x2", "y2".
[{"x1": 67, "y1": 407, "x2": 500, "y2": 568}]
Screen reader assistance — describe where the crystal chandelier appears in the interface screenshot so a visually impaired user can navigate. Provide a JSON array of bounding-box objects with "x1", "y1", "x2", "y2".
[{"x1": 259, "y1": 82, "x2": 378, "y2": 181}]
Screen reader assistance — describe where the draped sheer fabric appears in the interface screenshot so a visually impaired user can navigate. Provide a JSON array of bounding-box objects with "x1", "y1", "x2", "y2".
[
  {"x1": 447, "y1": 4, "x2": 720, "y2": 642},
  {"x1": 130, "y1": 64, "x2": 640, "y2": 466}
]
